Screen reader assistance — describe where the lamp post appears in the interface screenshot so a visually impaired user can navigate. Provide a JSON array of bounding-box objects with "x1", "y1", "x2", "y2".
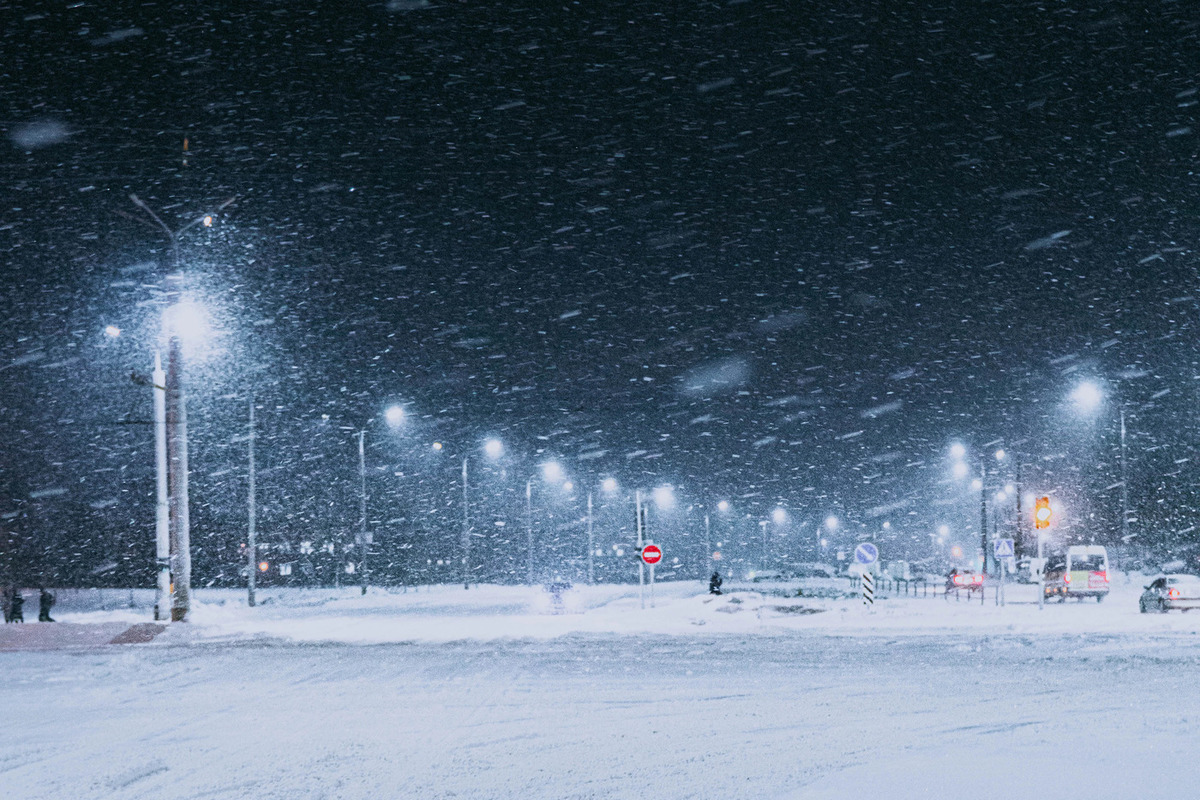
[
  {"x1": 126, "y1": 194, "x2": 233, "y2": 622},
  {"x1": 1071, "y1": 380, "x2": 1133, "y2": 550},
  {"x1": 461, "y1": 438, "x2": 504, "y2": 589},
  {"x1": 247, "y1": 399, "x2": 257, "y2": 607}
]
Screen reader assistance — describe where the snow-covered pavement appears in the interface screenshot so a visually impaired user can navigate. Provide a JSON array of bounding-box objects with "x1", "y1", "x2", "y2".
[{"x1": 4, "y1": 578, "x2": 1200, "y2": 798}]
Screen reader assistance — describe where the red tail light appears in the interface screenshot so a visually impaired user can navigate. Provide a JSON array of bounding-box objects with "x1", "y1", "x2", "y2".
[
  {"x1": 973, "y1": 575, "x2": 983, "y2": 585},
  {"x1": 953, "y1": 575, "x2": 964, "y2": 586},
  {"x1": 1169, "y1": 588, "x2": 1180, "y2": 599},
  {"x1": 1102, "y1": 572, "x2": 1109, "y2": 583},
  {"x1": 1064, "y1": 573, "x2": 1071, "y2": 584}
]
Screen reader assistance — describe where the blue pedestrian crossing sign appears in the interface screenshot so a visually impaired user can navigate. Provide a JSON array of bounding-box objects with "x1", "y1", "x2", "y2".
[
  {"x1": 993, "y1": 538, "x2": 1015, "y2": 559},
  {"x1": 854, "y1": 543, "x2": 879, "y2": 565}
]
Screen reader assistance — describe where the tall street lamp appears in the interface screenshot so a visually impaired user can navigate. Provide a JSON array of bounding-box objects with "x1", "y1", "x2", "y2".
[
  {"x1": 462, "y1": 437, "x2": 504, "y2": 589},
  {"x1": 1071, "y1": 379, "x2": 1133, "y2": 549},
  {"x1": 126, "y1": 194, "x2": 233, "y2": 622}
]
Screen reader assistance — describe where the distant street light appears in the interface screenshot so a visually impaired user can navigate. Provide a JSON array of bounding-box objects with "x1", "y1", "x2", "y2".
[
  {"x1": 601, "y1": 477, "x2": 619, "y2": 494},
  {"x1": 653, "y1": 485, "x2": 675, "y2": 509},
  {"x1": 384, "y1": 405, "x2": 405, "y2": 428},
  {"x1": 717, "y1": 500, "x2": 730, "y2": 513},
  {"x1": 772, "y1": 507, "x2": 788, "y2": 525},
  {"x1": 104, "y1": 324, "x2": 121, "y2": 338},
  {"x1": 1071, "y1": 380, "x2": 1104, "y2": 413}
]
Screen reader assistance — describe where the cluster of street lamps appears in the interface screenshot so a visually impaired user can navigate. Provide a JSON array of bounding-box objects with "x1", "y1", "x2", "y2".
[{"x1": 935, "y1": 378, "x2": 1135, "y2": 575}]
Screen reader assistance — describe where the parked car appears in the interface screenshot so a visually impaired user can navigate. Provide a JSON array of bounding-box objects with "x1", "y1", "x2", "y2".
[{"x1": 1139, "y1": 574, "x2": 1200, "y2": 613}]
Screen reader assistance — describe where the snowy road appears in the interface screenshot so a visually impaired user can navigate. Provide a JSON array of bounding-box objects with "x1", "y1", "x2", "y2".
[{"x1": 5, "y1": 629, "x2": 1200, "y2": 799}]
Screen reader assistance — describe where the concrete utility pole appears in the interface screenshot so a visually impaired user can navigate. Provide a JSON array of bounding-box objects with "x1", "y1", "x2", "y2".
[
  {"x1": 152, "y1": 353, "x2": 170, "y2": 621},
  {"x1": 247, "y1": 399, "x2": 257, "y2": 608},
  {"x1": 358, "y1": 430, "x2": 368, "y2": 595},
  {"x1": 166, "y1": 334, "x2": 191, "y2": 621},
  {"x1": 461, "y1": 457, "x2": 470, "y2": 590}
]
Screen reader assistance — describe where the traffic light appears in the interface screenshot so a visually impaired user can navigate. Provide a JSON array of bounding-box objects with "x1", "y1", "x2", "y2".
[{"x1": 1035, "y1": 496, "x2": 1052, "y2": 529}]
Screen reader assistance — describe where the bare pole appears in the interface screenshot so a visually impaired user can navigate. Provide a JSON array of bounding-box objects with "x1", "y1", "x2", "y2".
[
  {"x1": 152, "y1": 353, "x2": 170, "y2": 621},
  {"x1": 1120, "y1": 408, "x2": 1131, "y2": 549},
  {"x1": 247, "y1": 399, "x2": 257, "y2": 608},
  {"x1": 979, "y1": 456, "x2": 989, "y2": 577},
  {"x1": 166, "y1": 334, "x2": 191, "y2": 621},
  {"x1": 525, "y1": 478, "x2": 534, "y2": 585},
  {"x1": 1014, "y1": 460, "x2": 1025, "y2": 560},
  {"x1": 704, "y1": 513, "x2": 711, "y2": 581},
  {"x1": 587, "y1": 491, "x2": 595, "y2": 585},
  {"x1": 636, "y1": 490, "x2": 645, "y2": 609},
  {"x1": 461, "y1": 457, "x2": 470, "y2": 590},
  {"x1": 358, "y1": 430, "x2": 368, "y2": 595}
]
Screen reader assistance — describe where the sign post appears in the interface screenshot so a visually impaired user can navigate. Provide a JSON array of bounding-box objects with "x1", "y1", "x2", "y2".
[
  {"x1": 854, "y1": 543, "x2": 879, "y2": 611},
  {"x1": 993, "y1": 538, "x2": 1014, "y2": 607},
  {"x1": 641, "y1": 544, "x2": 663, "y2": 609}
]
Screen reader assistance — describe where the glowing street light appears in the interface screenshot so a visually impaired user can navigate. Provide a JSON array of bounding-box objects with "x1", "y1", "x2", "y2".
[
  {"x1": 717, "y1": 500, "x2": 730, "y2": 513},
  {"x1": 1071, "y1": 380, "x2": 1104, "y2": 414},
  {"x1": 824, "y1": 515, "x2": 839, "y2": 531},
  {"x1": 653, "y1": 485, "x2": 675, "y2": 509},
  {"x1": 952, "y1": 461, "x2": 970, "y2": 479},
  {"x1": 483, "y1": 438, "x2": 504, "y2": 459},
  {"x1": 601, "y1": 477, "x2": 619, "y2": 493},
  {"x1": 384, "y1": 405, "x2": 405, "y2": 428},
  {"x1": 104, "y1": 324, "x2": 121, "y2": 338},
  {"x1": 541, "y1": 460, "x2": 564, "y2": 483},
  {"x1": 772, "y1": 507, "x2": 788, "y2": 525}
]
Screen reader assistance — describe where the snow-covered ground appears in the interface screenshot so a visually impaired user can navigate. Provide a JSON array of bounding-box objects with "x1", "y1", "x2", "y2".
[
  {"x1": 11, "y1": 570, "x2": 1200, "y2": 645},
  {"x1": 4, "y1": 576, "x2": 1200, "y2": 798}
]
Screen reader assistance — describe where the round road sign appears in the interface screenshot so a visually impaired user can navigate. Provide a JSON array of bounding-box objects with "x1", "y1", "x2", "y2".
[
  {"x1": 641, "y1": 544, "x2": 663, "y2": 565},
  {"x1": 854, "y1": 542, "x2": 879, "y2": 565}
]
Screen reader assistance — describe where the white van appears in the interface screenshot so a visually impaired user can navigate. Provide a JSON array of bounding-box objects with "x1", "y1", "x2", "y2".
[{"x1": 1043, "y1": 545, "x2": 1110, "y2": 602}]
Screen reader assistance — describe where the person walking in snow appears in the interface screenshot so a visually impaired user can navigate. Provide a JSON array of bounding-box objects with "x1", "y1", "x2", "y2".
[
  {"x1": 38, "y1": 588, "x2": 55, "y2": 622},
  {"x1": 9, "y1": 588, "x2": 23, "y2": 623},
  {"x1": 709, "y1": 571, "x2": 723, "y2": 596},
  {"x1": 1, "y1": 586, "x2": 11, "y2": 623}
]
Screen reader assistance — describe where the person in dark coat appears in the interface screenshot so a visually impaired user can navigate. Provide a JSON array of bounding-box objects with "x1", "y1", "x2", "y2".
[
  {"x1": 38, "y1": 588, "x2": 55, "y2": 622},
  {"x1": 9, "y1": 589, "x2": 24, "y2": 623},
  {"x1": 709, "y1": 571, "x2": 723, "y2": 595},
  {"x1": 1, "y1": 586, "x2": 11, "y2": 623}
]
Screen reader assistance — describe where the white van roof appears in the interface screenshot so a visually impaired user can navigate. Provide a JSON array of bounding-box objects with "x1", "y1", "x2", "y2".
[{"x1": 1066, "y1": 545, "x2": 1107, "y2": 556}]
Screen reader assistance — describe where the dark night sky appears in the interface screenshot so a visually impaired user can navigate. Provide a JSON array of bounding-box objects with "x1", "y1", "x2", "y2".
[{"x1": 3, "y1": 0, "x2": 1200, "y2": 583}]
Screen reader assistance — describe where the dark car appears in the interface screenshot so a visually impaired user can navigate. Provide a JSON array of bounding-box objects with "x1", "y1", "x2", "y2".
[{"x1": 1139, "y1": 574, "x2": 1200, "y2": 613}]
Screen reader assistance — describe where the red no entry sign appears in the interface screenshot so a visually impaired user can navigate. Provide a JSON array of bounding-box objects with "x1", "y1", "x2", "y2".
[{"x1": 641, "y1": 544, "x2": 663, "y2": 565}]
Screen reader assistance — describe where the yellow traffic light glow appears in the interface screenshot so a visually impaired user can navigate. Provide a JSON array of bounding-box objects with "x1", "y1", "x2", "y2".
[{"x1": 1034, "y1": 496, "x2": 1052, "y2": 529}]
